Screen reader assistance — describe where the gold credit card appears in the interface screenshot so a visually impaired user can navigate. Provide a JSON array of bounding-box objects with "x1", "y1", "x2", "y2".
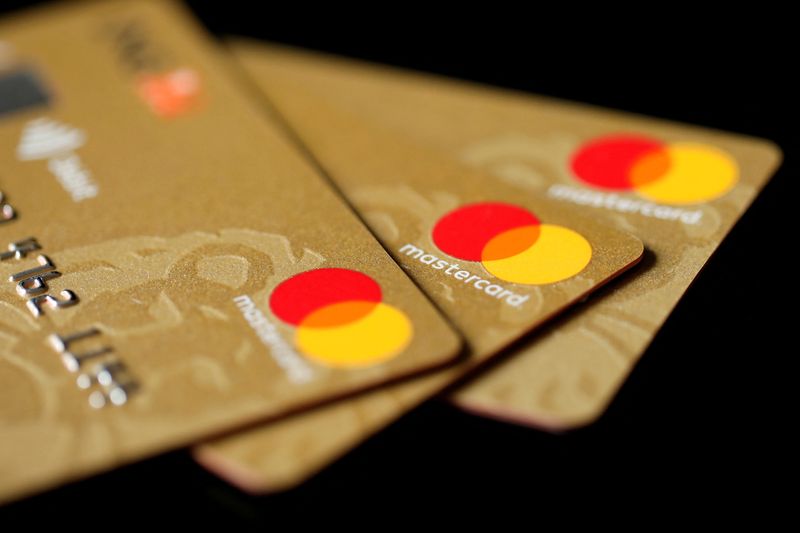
[
  {"x1": 194, "y1": 41, "x2": 644, "y2": 492},
  {"x1": 0, "y1": 2, "x2": 462, "y2": 502},
  {"x1": 226, "y1": 42, "x2": 782, "y2": 430}
]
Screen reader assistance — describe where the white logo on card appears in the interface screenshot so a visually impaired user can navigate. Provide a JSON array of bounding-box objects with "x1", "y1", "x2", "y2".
[
  {"x1": 17, "y1": 118, "x2": 86, "y2": 160},
  {"x1": 16, "y1": 118, "x2": 98, "y2": 202}
]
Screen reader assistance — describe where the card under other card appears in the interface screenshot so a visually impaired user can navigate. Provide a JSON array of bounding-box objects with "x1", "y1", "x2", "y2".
[{"x1": 195, "y1": 40, "x2": 644, "y2": 492}]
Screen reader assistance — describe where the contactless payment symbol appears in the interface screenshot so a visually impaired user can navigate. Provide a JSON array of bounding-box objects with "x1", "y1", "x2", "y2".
[
  {"x1": 432, "y1": 202, "x2": 591, "y2": 285},
  {"x1": 269, "y1": 268, "x2": 413, "y2": 368},
  {"x1": 571, "y1": 134, "x2": 738, "y2": 204}
]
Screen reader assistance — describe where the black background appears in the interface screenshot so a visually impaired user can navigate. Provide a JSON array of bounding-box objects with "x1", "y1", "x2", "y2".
[{"x1": 1, "y1": 1, "x2": 795, "y2": 524}]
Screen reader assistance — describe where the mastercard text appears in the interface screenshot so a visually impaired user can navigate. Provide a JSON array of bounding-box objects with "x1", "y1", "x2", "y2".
[
  {"x1": 233, "y1": 295, "x2": 314, "y2": 384},
  {"x1": 398, "y1": 244, "x2": 529, "y2": 307},
  {"x1": 548, "y1": 184, "x2": 703, "y2": 224}
]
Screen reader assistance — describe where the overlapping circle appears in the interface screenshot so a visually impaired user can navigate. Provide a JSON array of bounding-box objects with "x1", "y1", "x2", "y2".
[
  {"x1": 432, "y1": 202, "x2": 592, "y2": 285},
  {"x1": 269, "y1": 268, "x2": 412, "y2": 368},
  {"x1": 570, "y1": 134, "x2": 738, "y2": 204}
]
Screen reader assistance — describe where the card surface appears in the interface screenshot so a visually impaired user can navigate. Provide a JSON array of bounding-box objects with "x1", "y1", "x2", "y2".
[
  {"x1": 226, "y1": 42, "x2": 782, "y2": 430},
  {"x1": 0, "y1": 3, "x2": 461, "y2": 502},
  {"x1": 195, "y1": 41, "x2": 644, "y2": 492}
]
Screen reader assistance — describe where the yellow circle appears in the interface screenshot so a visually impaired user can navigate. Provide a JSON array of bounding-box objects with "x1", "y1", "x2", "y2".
[
  {"x1": 481, "y1": 224, "x2": 592, "y2": 285},
  {"x1": 634, "y1": 143, "x2": 738, "y2": 205},
  {"x1": 296, "y1": 302, "x2": 413, "y2": 368}
]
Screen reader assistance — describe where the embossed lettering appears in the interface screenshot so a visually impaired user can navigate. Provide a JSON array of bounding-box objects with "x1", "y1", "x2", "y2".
[
  {"x1": 0, "y1": 237, "x2": 41, "y2": 261},
  {"x1": 26, "y1": 289, "x2": 79, "y2": 317}
]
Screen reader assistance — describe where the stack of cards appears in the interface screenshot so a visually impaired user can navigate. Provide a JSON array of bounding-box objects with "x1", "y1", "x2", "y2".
[{"x1": 0, "y1": 0, "x2": 781, "y2": 502}]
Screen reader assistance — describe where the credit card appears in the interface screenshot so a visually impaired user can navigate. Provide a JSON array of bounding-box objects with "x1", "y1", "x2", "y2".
[
  {"x1": 226, "y1": 42, "x2": 781, "y2": 429},
  {"x1": 0, "y1": 3, "x2": 461, "y2": 503},
  {"x1": 194, "y1": 41, "x2": 644, "y2": 492}
]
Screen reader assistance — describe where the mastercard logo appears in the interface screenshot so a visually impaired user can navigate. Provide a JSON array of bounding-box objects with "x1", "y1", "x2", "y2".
[
  {"x1": 432, "y1": 202, "x2": 592, "y2": 285},
  {"x1": 269, "y1": 268, "x2": 412, "y2": 368},
  {"x1": 570, "y1": 134, "x2": 738, "y2": 205}
]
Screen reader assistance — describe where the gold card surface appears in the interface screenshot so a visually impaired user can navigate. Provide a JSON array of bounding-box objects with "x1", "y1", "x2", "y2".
[
  {"x1": 0, "y1": 3, "x2": 462, "y2": 502},
  {"x1": 195, "y1": 41, "x2": 644, "y2": 492},
  {"x1": 226, "y1": 42, "x2": 782, "y2": 430}
]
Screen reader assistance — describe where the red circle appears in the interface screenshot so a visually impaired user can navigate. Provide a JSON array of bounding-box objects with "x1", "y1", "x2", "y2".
[
  {"x1": 269, "y1": 268, "x2": 382, "y2": 325},
  {"x1": 432, "y1": 202, "x2": 540, "y2": 261},
  {"x1": 570, "y1": 134, "x2": 664, "y2": 190}
]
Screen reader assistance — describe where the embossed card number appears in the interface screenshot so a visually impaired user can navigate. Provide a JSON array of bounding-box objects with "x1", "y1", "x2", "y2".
[{"x1": 0, "y1": 192, "x2": 137, "y2": 408}]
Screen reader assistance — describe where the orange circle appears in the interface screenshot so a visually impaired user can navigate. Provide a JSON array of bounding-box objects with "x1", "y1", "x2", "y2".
[
  {"x1": 480, "y1": 225, "x2": 541, "y2": 261},
  {"x1": 299, "y1": 300, "x2": 379, "y2": 328},
  {"x1": 629, "y1": 147, "x2": 671, "y2": 187}
]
